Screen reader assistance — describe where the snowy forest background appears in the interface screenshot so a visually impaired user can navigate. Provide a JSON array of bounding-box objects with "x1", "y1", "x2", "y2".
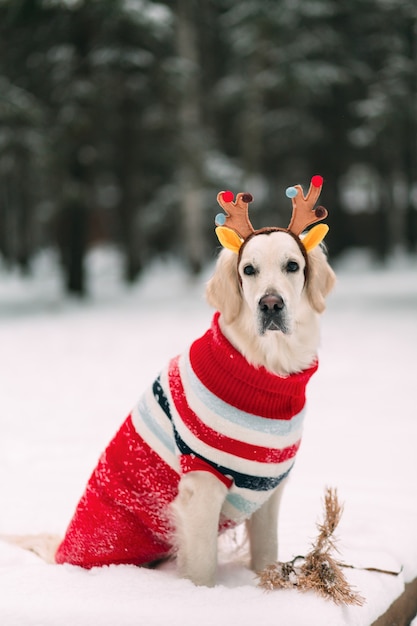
[{"x1": 1, "y1": 0, "x2": 417, "y2": 295}]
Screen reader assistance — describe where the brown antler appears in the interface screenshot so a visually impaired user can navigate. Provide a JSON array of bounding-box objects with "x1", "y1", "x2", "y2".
[
  {"x1": 215, "y1": 191, "x2": 255, "y2": 240},
  {"x1": 287, "y1": 175, "x2": 328, "y2": 235}
]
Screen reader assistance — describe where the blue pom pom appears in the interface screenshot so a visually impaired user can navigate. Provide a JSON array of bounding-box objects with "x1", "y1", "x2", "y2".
[
  {"x1": 215, "y1": 213, "x2": 226, "y2": 226},
  {"x1": 285, "y1": 186, "x2": 298, "y2": 199}
]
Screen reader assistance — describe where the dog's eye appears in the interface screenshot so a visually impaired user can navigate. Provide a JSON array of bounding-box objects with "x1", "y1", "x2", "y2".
[
  {"x1": 286, "y1": 261, "x2": 300, "y2": 273},
  {"x1": 243, "y1": 264, "x2": 257, "y2": 276}
]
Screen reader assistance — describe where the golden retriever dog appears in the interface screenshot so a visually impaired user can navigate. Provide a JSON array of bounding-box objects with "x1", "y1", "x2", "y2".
[
  {"x1": 174, "y1": 235, "x2": 335, "y2": 585},
  {"x1": 3, "y1": 179, "x2": 335, "y2": 588}
]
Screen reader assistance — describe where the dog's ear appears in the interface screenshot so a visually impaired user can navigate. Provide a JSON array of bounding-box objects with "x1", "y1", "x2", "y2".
[
  {"x1": 206, "y1": 249, "x2": 242, "y2": 324},
  {"x1": 305, "y1": 245, "x2": 336, "y2": 313}
]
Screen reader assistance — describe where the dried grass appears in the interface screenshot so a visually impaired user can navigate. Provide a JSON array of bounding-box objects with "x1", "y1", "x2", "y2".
[{"x1": 257, "y1": 487, "x2": 365, "y2": 606}]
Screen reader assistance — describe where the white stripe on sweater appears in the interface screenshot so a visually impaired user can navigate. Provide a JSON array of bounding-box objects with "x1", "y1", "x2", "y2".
[{"x1": 181, "y1": 353, "x2": 305, "y2": 447}]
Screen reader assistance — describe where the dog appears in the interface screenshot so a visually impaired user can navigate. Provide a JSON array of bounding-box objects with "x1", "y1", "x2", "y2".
[
  {"x1": 174, "y1": 233, "x2": 335, "y2": 585},
  {"x1": 5, "y1": 179, "x2": 336, "y2": 587}
]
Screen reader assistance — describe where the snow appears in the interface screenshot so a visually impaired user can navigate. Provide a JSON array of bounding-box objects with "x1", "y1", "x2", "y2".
[{"x1": 1, "y1": 247, "x2": 417, "y2": 626}]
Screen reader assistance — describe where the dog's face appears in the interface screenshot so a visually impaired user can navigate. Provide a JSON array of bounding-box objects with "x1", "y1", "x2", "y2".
[
  {"x1": 206, "y1": 230, "x2": 335, "y2": 336},
  {"x1": 238, "y1": 232, "x2": 307, "y2": 336}
]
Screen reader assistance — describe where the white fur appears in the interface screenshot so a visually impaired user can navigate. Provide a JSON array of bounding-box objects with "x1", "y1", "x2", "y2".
[
  {"x1": 0, "y1": 533, "x2": 61, "y2": 563},
  {"x1": 206, "y1": 232, "x2": 335, "y2": 375},
  {"x1": 174, "y1": 231, "x2": 336, "y2": 585},
  {"x1": 172, "y1": 473, "x2": 228, "y2": 587}
]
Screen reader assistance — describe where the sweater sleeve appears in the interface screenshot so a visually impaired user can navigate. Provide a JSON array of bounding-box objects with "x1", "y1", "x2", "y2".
[{"x1": 180, "y1": 454, "x2": 233, "y2": 489}]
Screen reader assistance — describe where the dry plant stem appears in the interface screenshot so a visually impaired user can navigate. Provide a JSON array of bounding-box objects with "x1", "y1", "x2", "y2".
[
  {"x1": 339, "y1": 562, "x2": 402, "y2": 577},
  {"x1": 257, "y1": 487, "x2": 367, "y2": 606}
]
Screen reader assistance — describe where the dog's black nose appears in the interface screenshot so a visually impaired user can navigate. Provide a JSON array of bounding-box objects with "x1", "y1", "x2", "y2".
[{"x1": 259, "y1": 293, "x2": 284, "y2": 312}]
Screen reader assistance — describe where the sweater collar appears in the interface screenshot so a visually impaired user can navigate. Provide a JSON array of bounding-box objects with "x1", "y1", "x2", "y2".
[{"x1": 188, "y1": 313, "x2": 318, "y2": 420}]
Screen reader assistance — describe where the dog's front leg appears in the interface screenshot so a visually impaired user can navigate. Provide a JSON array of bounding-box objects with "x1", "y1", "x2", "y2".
[
  {"x1": 246, "y1": 480, "x2": 286, "y2": 572},
  {"x1": 172, "y1": 471, "x2": 227, "y2": 587}
]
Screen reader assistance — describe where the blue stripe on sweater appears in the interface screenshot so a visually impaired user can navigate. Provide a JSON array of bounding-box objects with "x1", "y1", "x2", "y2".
[
  {"x1": 225, "y1": 493, "x2": 259, "y2": 516},
  {"x1": 184, "y1": 355, "x2": 306, "y2": 435},
  {"x1": 137, "y1": 394, "x2": 176, "y2": 455}
]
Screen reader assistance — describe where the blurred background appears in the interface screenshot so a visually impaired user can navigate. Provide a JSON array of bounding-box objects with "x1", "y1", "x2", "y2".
[{"x1": 0, "y1": 0, "x2": 416, "y2": 297}]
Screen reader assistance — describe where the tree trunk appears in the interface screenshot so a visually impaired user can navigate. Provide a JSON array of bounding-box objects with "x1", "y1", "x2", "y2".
[
  {"x1": 16, "y1": 147, "x2": 32, "y2": 273},
  {"x1": 66, "y1": 202, "x2": 88, "y2": 295},
  {"x1": 403, "y1": 11, "x2": 417, "y2": 253},
  {"x1": 374, "y1": 165, "x2": 391, "y2": 262},
  {"x1": 117, "y1": 92, "x2": 143, "y2": 284},
  {"x1": 175, "y1": 0, "x2": 206, "y2": 274},
  {"x1": 241, "y1": 49, "x2": 263, "y2": 185},
  {"x1": 60, "y1": 7, "x2": 94, "y2": 296}
]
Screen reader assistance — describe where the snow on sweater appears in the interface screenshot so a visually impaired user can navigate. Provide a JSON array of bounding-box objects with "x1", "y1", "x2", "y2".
[{"x1": 55, "y1": 313, "x2": 318, "y2": 568}]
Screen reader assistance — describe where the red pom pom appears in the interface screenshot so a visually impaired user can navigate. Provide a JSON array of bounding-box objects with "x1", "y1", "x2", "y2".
[
  {"x1": 311, "y1": 175, "x2": 323, "y2": 188},
  {"x1": 222, "y1": 190, "x2": 234, "y2": 202}
]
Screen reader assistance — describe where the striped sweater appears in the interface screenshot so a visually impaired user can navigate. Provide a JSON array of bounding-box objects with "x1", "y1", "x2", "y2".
[{"x1": 55, "y1": 313, "x2": 318, "y2": 568}]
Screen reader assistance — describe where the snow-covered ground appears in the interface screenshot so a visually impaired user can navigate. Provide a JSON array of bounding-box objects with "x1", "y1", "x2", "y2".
[{"x1": 0, "y1": 247, "x2": 416, "y2": 626}]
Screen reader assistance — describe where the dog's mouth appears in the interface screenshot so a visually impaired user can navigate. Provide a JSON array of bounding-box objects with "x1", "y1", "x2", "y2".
[
  {"x1": 259, "y1": 314, "x2": 290, "y2": 335},
  {"x1": 258, "y1": 293, "x2": 291, "y2": 335}
]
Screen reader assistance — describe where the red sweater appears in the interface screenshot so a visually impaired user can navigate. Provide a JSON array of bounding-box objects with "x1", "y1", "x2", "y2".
[{"x1": 55, "y1": 314, "x2": 317, "y2": 568}]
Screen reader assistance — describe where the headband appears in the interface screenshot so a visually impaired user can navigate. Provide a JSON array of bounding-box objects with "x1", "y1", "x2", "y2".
[{"x1": 214, "y1": 175, "x2": 329, "y2": 255}]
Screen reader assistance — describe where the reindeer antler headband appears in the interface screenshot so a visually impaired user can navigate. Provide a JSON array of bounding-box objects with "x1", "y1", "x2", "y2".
[{"x1": 214, "y1": 175, "x2": 329, "y2": 254}]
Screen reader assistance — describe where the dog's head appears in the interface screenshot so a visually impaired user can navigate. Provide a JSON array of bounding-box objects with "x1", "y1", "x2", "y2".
[
  {"x1": 206, "y1": 230, "x2": 336, "y2": 335},
  {"x1": 207, "y1": 177, "x2": 336, "y2": 338}
]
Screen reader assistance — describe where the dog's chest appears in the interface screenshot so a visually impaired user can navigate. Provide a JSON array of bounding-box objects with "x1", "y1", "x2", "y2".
[{"x1": 131, "y1": 314, "x2": 317, "y2": 525}]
